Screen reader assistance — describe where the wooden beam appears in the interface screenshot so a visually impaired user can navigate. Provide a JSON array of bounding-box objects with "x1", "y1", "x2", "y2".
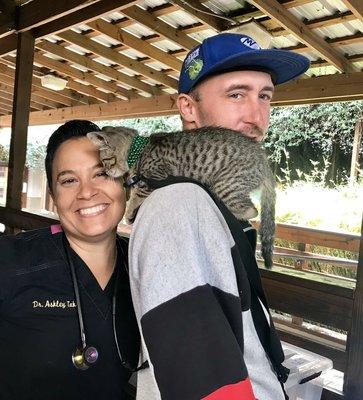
[
  {"x1": 0, "y1": 0, "x2": 139, "y2": 56},
  {"x1": 265, "y1": 11, "x2": 357, "y2": 36},
  {"x1": 122, "y1": 5, "x2": 199, "y2": 50},
  {"x1": 1, "y1": 72, "x2": 363, "y2": 127},
  {"x1": 0, "y1": 0, "x2": 15, "y2": 17},
  {"x1": 310, "y1": 53, "x2": 363, "y2": 69},
  {"x1": 349, "y1": 116, "x2": 362, "y2": 186},
  {"x1": 0, "y1": 99, "x2": 12, "y2": 112},
  {"x1": 284, "y1": 32, "x2": 363, "y2": 54},
  {"x1": 6, "y1": 31, "x2": 35, "y2": 211},
  {"x1": 0, "y1": 206, "x2": 57, "y2": 231},
  {"x1": 280, "y1": 0, "x2": 315, "y2": 6},
  {"x1": 272, "y1": 222, "x2": 360, "y2": 252},
  {"x1": 0, "y1": 59, "x2": 96, "y2": 106},
  {"x1": 16, "y1": 0, "x2": 100, "y2": 32},
  {"x1": 0, "y1": 93, "x2": 179, "y2": 126},
  {"x1": 248, "y1": 0, "x2": 354, "y2": 73},
  {"x1": 261, "y1": 269, "x2": 353, "y2": 330},
  {"x1": 272, "y1": 72, "x2": 363, "y2": 105},
  {"x1": 0, "y1": 81, "x2": 60, "y2": 109},
  {"x1": 151, "y1": 3, "x2": 179, "y2": 17},
  {"x1": 33, "y1": 51, "x2": 130, "y2": 101},
  {"x1": 0, "y1": 69, "x2": 76, "y2": 108},
  {"x1": 87, "y1": 19, "x2": 182, "y2": 71},
  {"x1": 36, "y1": 41, "x2": 160, "y2": 95},
  {"x1": 33, "y1": 82, "x2": 84, "y2": 106},
  {"x1": 0, "y1": 33, "x2": 17, "y2": 56},
  {"x1": 0, "y1": 88, "x2": 12, "y2": 101},
  {"x1": 341, "y1": 0, "x2": 363, "y2": 24},
  {"x1": 58, "y1": 30, "x2": 178, "y2": 90},
  {"x1": 33, "y1": 0, "x2": 139, "y2": 38},
  {"x1": 0, "y1": 0, "x2": 16, "y2": 38},
  {"x1": 0, "y1": 93, "x2": 43, "y2": 111},
  {"x1": 31, "y1": 93, "x2": 62, "y2": 109},
  {"x1": 344, "y1": 215, "x2": 363, "y2": 399},
  {"x1": 170, "y1": 0, "x2": 229, "y2": 31}
]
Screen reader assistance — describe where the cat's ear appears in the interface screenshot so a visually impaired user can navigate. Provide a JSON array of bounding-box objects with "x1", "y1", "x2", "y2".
[{"x1": 87, "y1": 131, "x2": 109, "y2": 147}]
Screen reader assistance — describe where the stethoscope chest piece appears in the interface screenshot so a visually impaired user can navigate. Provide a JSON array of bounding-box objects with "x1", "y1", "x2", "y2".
[{"x1": 72, "y1": 345, "x2": 99, "y2": 370}]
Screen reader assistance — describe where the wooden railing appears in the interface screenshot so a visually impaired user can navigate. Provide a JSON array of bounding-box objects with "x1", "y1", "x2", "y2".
[{"x1": 1, "y1": 206, "x2": 362, "y2": 399}]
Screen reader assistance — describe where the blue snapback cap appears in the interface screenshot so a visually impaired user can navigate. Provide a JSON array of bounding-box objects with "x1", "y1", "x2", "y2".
[{"x1": 178, "y1": 33, "x2": 310, "y2": 93}]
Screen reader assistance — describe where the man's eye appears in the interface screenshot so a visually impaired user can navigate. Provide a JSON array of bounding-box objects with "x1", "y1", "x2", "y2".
[
  {"x1": 229, "y1": 92, "x2": 243, "y2": 99},
  {"x1": 260, "y1": 93, "x2": 272, "y2": 101}
]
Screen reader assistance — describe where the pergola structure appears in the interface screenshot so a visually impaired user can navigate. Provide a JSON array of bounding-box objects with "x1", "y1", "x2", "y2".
[{"x1": 0, "y1": 0, "x2": 362, "y2": 399}]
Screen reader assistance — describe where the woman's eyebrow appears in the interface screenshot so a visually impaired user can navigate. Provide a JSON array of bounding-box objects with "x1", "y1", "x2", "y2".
[
  {"x1": 56, "y1": 163, "x2": 103, "y2": 181},
  {"x1": 56, "y1": 170, "x2": 74, "y2": 180}
]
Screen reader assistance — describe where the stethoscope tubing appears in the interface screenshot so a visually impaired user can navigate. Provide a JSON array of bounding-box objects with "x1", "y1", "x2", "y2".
[{"x1": 62, "y1": 234, "x2": 148, "y2": 372}]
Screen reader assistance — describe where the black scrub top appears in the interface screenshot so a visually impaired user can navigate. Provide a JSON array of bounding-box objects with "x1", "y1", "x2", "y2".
[{"x1": 0, "y1": 226, "x2": 140, "y2": 400}]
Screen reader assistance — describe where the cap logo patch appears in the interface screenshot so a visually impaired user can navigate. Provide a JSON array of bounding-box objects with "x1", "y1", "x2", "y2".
[
  {"x1": 188, "y1": 59, "x2": 204, "y2": 80},
  {"x1": 240, "y1": 36, "x2": 260, "y2": 50},
  {"x1": 185, "y1": 47, "x2": 200, "y2": 68}
]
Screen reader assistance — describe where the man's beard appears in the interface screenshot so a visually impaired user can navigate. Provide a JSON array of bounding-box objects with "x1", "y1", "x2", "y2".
[{"x1": 240, "y1": 125, "x2": 265, "y2": 141}]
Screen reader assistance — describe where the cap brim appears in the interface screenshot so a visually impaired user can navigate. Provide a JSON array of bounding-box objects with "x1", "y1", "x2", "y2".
[{"x1": 200, "y1": 48, "x2": 310, "y2": 85}]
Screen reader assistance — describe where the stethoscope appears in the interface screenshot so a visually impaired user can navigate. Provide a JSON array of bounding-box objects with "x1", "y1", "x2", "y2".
[{"x1": 62, "y1": 235, "x2": 148, "y2": 372}]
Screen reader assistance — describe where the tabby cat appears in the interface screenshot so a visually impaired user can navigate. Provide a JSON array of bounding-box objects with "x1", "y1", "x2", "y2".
[{"x1": 88, "y1": 126, "x2": 276, "y2": 268}]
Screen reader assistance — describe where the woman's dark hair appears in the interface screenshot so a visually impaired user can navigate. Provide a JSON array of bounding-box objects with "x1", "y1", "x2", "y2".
[{"x1": 45, "y1": 119, "x2": 101, "y2": 192}]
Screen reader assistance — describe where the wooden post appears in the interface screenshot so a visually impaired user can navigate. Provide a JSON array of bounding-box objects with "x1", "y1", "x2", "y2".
[
  {"x1": 349, "y1": 116, "x2": 362, "y2": 187},
  {"x1": 5, "y1": 31, "x2": 35, "y2": 218},
  {"x1": 344, "y1": 214, "x2": 363, "y2": 399},
  {"x1": 292, "y1": 243, "x2": 307, "y2": 326}
]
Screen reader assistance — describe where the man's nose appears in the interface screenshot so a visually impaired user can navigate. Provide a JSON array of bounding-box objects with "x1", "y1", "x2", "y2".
[
  {"x1": 242, "y1": 97, "x2": 263, "y2": 126},
  {"x1": 77, "y1": 180, "x2": 98, "y2": 199}
]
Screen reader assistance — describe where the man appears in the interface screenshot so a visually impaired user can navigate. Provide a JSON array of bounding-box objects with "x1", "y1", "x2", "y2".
[{"x1": 129, "y1": 33, "x2": 310, "y2": 400}]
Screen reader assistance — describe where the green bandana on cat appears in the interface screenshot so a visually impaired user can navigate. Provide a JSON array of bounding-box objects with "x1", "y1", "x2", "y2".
[{"x1": 127, "y1": 135, "x2": 150, "y2": 168}]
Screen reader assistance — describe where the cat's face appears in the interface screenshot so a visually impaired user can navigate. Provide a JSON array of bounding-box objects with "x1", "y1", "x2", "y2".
[
  {"x1": 184, "y1": 70, "x2": 272, "y2": 141},
  {"x1": 87, "y1": 127, "x2": 136, "y2": 178}
]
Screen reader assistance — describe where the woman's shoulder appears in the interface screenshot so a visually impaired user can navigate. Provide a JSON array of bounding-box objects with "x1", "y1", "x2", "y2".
[
  {"x1": 0, "y1": 226, "x2": 61, "y2": 274},
  {"x1": 0, "y1": 226, "x2": 53, "y2": 245}
]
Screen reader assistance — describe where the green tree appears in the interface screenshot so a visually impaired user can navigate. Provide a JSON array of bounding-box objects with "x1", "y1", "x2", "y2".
[
  {"x1": 26, "y1": 142, "x2": 47, "y2": 170},
  {"x1": 99, "y1": 115, "x2": 182, "y2": 135},
  {"x1": 265, "y1": 101, "x2": 363, "y2": 184},
  {"x1": 0, "y1": 144, "x2": 8, "y2": 163}
]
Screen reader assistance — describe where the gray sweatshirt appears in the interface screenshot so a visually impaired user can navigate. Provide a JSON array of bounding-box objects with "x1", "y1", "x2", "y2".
[{"x1": 129, "y1": 183, "x2": 285, "y2": 400}]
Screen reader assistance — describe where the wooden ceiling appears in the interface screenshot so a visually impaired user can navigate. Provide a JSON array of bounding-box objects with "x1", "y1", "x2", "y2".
[{"x1": 0, "y1": 0, "x2": 362, "y2": 126}]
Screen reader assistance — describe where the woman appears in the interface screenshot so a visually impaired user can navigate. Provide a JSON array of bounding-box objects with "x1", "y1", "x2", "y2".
[{"x1": 0, "y1": 120, "x2": 140, "y2": 400}]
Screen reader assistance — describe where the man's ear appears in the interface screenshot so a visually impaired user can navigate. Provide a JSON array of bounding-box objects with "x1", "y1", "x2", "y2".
[{"x1": 177, "y1": 94, "x2": 199, "y2": 129}]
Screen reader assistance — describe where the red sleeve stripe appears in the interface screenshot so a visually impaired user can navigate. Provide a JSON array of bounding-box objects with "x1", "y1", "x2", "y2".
[{"x1": 201, "y1": 379, "x2": 256, "y2": 400}]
